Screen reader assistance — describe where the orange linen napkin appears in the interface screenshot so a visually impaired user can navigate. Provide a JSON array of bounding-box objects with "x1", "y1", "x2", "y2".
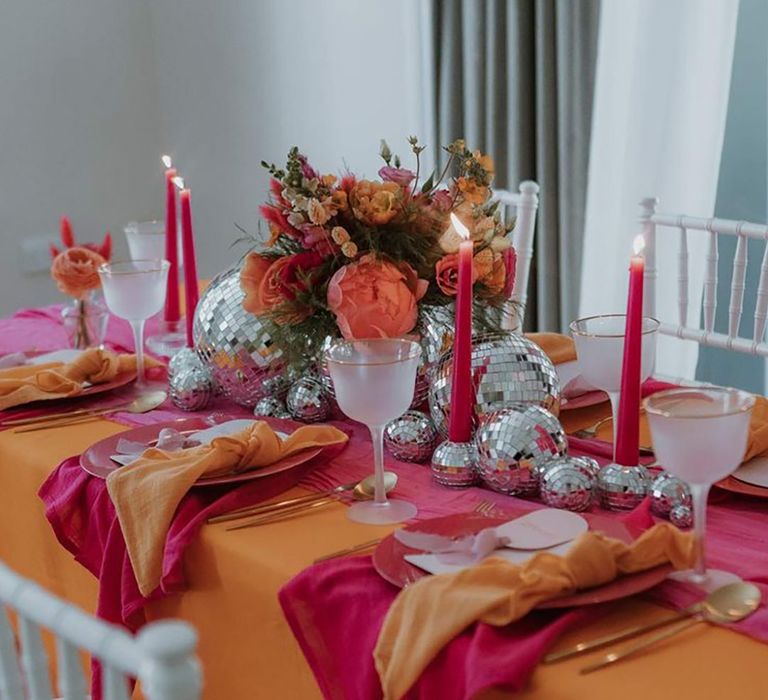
[
  {"x1": 0, "y1": 348, "x2": 157, "y2": 410},
  {"x1": 526, "y1": 332, "x2": 576, "y2": 365},
  {"x1": 107, "y1": 421, "x2": 348, "y2": 596},
  {"x1": 374, "y1": 523, "x2": 694, "y2": 700}
]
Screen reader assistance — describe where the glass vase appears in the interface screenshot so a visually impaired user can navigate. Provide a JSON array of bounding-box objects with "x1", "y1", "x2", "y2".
[{"x1": 61, "y1": 295, "x2": 109, "y2": 349}]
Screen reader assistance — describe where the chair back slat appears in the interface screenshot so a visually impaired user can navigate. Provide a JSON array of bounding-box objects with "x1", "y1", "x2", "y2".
[
  {"x1": 727, "y1": 227, "x2": 748, "y2": 338},
  {"x1": 703, "y1": 229, "x2": 718, "y2": 333},
  {"x1": 0, "y1": 607, "x2": 24, "y2": 698},
  {"x1": 492, "y1": 181, "x2": 539, "y2": 331},
  {"x1": 55, "y1": 637, "x2": 87, "y2": 699},
  {"x1": 677, "y1": 226, "x2": 689, "y2": 327},
  {"x1": 753, "y1": 241, "x2": 768, "y2": 342},
  {"x1": 18, "y1": 615, "x2": 53, "y2": 700},
  {"x1": 641, "y1": 197, "x2": 768, "y2": 359},
  {"x1": 103, "y1": 665, "x2": 131, "y2": 700},
  {"x1": 0, "y1": 561, "x2": 201, "y2": 700}
]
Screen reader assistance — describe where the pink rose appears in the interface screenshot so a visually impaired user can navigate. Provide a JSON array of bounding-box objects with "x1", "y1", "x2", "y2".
[
  {"x1": 327, "y1": 254, "x2": 428, "y2": 339},
  {"x1": 378, "y1": 166, "x2": 416, "y2": 187},
  {"x1": 430, "y1": 189, "x2": 453, "y2": 212}
]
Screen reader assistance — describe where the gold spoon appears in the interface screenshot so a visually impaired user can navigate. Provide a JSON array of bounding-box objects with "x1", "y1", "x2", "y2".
[
  {"x1": 580, "y1": 582, "x2": 761, "y2": 674},
  {"x1": 14, "y1": 390, "x2": 168, "y2": 433},
  {"x1": 224, "y1": 471, "x2": 398, "y2": 531}
]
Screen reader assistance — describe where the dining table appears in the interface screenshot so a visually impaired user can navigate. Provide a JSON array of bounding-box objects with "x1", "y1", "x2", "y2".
[{"x1": 2, "y1": 302, "x2": 768, "y2": 700}]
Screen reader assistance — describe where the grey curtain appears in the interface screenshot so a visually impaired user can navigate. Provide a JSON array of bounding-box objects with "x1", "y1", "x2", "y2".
[{"x1": 424, "y1": 0, "x2": 600, "y2": 331}]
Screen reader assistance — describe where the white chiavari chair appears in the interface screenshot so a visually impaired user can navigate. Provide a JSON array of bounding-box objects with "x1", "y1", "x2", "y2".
[
  {"x1": 491, "y1": 181, "x2": 540, "y2": 331},
  {"x1": 0, "y1": 560, "x2": 201, "y2": 699},
  {"x1": 640, "y1": 196, "x2": 768, "y2": 358}
]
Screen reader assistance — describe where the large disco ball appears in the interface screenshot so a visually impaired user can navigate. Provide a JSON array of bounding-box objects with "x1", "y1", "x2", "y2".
[
  {"x1": 474, "y1": 405, "x2": 567, "y2": 496},
  {"x1": 193, "y1": 263, "x2": 284, "y2": 407},
  {"x1": 428, "y1": 331, "x2": 561, "y2": 437}
]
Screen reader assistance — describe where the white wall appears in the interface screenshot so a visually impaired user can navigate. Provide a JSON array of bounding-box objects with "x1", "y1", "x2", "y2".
[
  {"x1": 146, "y1": 0, "x2": 423, "y2": 278},
  {"x1": 0, "y1": 1, "x2": 422, "y2": 315},
  {"x1": 0, "y1": 0, "x2": 163, "y2": 314}
]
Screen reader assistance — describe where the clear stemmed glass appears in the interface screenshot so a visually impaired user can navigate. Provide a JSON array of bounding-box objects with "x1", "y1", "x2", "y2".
[
  {"x1": 124, "y1": 221, "x2": 166, "y2": 261},
  {"x1": 325, "y1": 338, "x2": 421, "y2": 525},
  {"x1": 570, "y1": 314, "x2": 660, "y2": 459},
  {"x1": 645, "y1": 387, "x2": 755, "y2": 589},
  {"x1": 98, "y1": 260, "x2": 170, "y2": 384}
]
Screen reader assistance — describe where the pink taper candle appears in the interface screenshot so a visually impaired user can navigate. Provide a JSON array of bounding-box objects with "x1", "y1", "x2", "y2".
[
  {"x1": 448, "y1": 213, "x2": 474, "y2": 443},
  {"x1": 177, "y1": 179, "x2": 199, "y2": 348},
  {"x1": 615, "y1": 235, "x2": 645, "y2": 466},
  {"x1": 162, "y1": 157, "x2": 181, "y2": 323}
]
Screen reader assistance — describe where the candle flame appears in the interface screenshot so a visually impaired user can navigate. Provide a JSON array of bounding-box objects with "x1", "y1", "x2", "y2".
[
  {"x1": 172, "y1": 175, "x2": 185, "y2": 190},
  {"x1": 633, "y1": 235, "x2": 645, "y2": 256},
  {"x1": 161, "y1": 154, "x2": 172, "y2": 169},
  {"x1": 450, "y1": 213, "x2": 470, "y2": 241}
]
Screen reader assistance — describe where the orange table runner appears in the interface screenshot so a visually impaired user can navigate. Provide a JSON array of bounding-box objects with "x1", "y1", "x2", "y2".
[{"x1": 3, "y1": 416, "x2": 768, "y2": 699}]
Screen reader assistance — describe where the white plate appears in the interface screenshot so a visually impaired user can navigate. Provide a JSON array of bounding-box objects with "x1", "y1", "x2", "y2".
[{"x1": 732, "y1": 456, "x2": 768, "y2": 489}]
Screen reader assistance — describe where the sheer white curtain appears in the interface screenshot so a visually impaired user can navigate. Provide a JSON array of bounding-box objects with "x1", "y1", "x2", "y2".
[{"x1": 580, "y1": 0, "x2": 739, "y2": 379}]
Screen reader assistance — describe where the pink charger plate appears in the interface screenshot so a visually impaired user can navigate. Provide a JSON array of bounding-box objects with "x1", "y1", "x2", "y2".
[
  {"x1": 560, "y1": 390, "x2": 607, "y2": 411},
  {"x1": 373, "y1": 510, "x2": 673, "y2": 608},
  {"x1": 80, "y1": 416, "x2": 323, "y2": 487},
  {"x1": 716, "y1": 475, "x2": 768, "y2": 499}
]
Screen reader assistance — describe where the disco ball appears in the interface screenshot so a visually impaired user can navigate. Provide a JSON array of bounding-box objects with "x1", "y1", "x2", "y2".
[
  {"x1": 650, "y1": 472, "x2": 692, "y2": 518},
  {"x1": 474, "y1": 405, "x2": 567, "y2": 496},
  {"x1": 286, "y1": 375, "x2": 332, "y2": 423},
  {"x1": 539, "y1": 457, "x2": 597, "y2": 512},
  {"x1": 193, "y1": 263, "x2": 284, "y2": 407},
  {"x1": 428, "y1": 331, "x2": 561, "y2": 437},
  {"x1": 384, "y1": 410, "x2": 438, "y2": 463}
]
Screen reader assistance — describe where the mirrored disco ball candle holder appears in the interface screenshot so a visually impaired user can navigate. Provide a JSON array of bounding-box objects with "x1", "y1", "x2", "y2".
[
  {"x1": 431, "y1": 440, "x2": 479, "y2": 487},
  {"x1": 428, "y1": 332, "x2": 561, "y2": 438},
  {"x1": 384, "y1": 410, "x2": 438, "y2": 463},
  {"x1": 169, "y1": 365, "x2": 214, "y2": 411},
  {"x1": 193, "y1": 265, "x2": 285, "y2": 407},
  {"x1": 286, "y1": 375, "x2": 332, "y2": 423},
  {"x1": 474, "y1": 405, "x2": 567, "y2": 497},
  {"x1": 253, "y1": 396, "x2": 291, "y2": 419}
]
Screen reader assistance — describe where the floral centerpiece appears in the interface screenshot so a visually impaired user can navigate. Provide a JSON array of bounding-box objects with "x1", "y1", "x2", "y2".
[
  {"x1": 50, "y1": 217, "x2": 112, "y2": 348},
  {"x1": 240, "y1": 138, "x2": 516, "y2": 368}
]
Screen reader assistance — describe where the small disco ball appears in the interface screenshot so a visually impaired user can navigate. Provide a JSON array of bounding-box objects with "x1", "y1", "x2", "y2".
[
  {"x1": 539, "y1": 458, "x2": 597, "y2": 512},
  {"x1": 650, "y1": 472, "x2": 692, "y2": 518},
  {"x1": 596, "y1": 464, "x2": 651, "y2": 511},
  {"x1": 253, "y1": 396, "x2": 291, "y2": 419},
  {"x1": 670, "y1": 503, "x2": 693, "y2": 528},
  {"x1": 168, "y1": 347, "x2": 206, "y2": 380},
  {"x1": 286, "y1": 376, "x2": 331, "y2": 423},
  {"x1": 431, "y1": 439, "x2": 478, "y2": 487},
  {"x1": 169, "y1": 365, "x2": 214, "y2": 412},
  {"x1": 474, "y1": 405, "x2": 567, "y2": 497},
  {"x1": 193, "y1": 263, "x2": 284, "y2": 407},
  {"x1": 428, "y1": 332, "x2": 561, "y2": 438},
  {"x1": 384, "y1": 410, "x2": 438, "y2": 463}
]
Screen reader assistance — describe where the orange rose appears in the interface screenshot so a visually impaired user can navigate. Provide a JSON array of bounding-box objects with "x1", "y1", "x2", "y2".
[
  {"x1": 50, "y1": 247, "x2": 106, "y2": 299},
  {"x1": 456, "y1": 177, "x2": 489, "y2": 205},
  {"x1": 327, "y1": 254, "x2": 428, "y2": 339},
  {"x1": 435, "y1": 253, "x2": 478, "y2": 296},
  {"x1": 240, "y1": 252, "x2": 319, "y2": 324}
]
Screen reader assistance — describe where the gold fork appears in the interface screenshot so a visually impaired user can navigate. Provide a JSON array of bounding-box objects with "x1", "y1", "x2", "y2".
[{"x1": 314, "y1": 538, "x2": 382, "y2": 563}]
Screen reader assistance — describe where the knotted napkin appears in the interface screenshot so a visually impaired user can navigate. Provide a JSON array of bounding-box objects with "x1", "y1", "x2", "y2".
[
  {"x1": 0, "y1": 348, "x2": 155, "y2": 410},
  {"x1": 374, "y1": 523, "x2": 694, "y2": 700},
  {"x1": 106, "y1": 421, "x2": 348, "y2": 596}
]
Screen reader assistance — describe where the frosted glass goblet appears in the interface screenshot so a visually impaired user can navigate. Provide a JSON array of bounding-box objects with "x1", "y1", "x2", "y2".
[
  {"x1": 124, "y1": 221, "x2": 166, "y2": 261},
  {"x1": 570, "y1": 314, "x2": 659, "y2": 460},
  {"x1": 326, "y1": 338, "x2": 421, "y2": 525},
  {"x1": 645, "y1": 387, "x2": 754, "y2": 589},
  {"x1": 98, "y1": 259, "x2": 169, "y2": 384}
]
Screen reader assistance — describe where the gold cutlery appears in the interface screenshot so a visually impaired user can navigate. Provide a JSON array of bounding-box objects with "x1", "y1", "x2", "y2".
[
  {"x1": 314, "y1": 538, "x2": 382, "y2": 563},
  {"x1": 571, "y1": 415, "x2": 655, "y2": 456},
  {"x1": 222, "y1": 471, "x2": 398, "y2": 530},
  {"x1": 579, "y1": 582, "x2": 761, "y2": 674},
  {"x1": 12, "y1": 391, "x2": 167, "y2": 433}
]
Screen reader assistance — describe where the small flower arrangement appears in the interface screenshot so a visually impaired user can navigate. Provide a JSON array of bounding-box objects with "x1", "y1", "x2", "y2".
[
  {"x1": 241, "y1": 138, "x2": 516, "y2": 366},
  {"x1": 50, "y1": 217, "x2": 112, "y2": 348}
]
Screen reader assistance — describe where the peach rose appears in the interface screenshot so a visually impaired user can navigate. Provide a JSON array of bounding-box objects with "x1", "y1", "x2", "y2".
[
  {"x1": 349, "y1": 180, "x2": 401, "y2": 225},
  {"x1": 50, "y1": 247, "x2": 106, "y2": 299},
  {"x1": 327, "y1": 254, "x2": 428, "y2": 339},
  {"x1": 474, "y1": 248, "x2": 506, "y2": 297}
]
